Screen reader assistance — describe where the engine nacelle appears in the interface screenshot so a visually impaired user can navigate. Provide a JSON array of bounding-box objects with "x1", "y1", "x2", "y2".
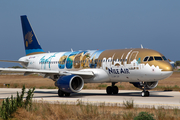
[
  {"x1": 56, "y1": 75, "x2": 84, "y2": 93},
  {"x1": 130, "y1": 81, "x2": 158, "y2": 90}
]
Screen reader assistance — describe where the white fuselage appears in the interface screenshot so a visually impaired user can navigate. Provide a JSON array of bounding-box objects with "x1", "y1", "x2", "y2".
[{"x1": 19, "y1": 50, "x2": 173, "y2": 83}]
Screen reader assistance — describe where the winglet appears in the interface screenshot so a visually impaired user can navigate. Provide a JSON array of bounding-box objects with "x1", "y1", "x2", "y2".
[{"x1": 21, "y1": 15, "x2": 45, "y2": 56}]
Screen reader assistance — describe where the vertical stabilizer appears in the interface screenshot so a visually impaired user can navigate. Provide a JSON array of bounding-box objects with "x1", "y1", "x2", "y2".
[{"x1": 21, "y1": 15, "x2": 45, "y2": 56}]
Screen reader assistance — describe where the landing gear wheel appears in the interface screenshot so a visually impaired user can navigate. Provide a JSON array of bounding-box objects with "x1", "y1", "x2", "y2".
[
  {"x1": 65, "y1": 93, "x2": 71, "y2": 97},
  {"x1": 58, "y1": 89, "x2": 64, "y2": 97},
  {"x1": 106, "y1": 86, "x2": 113, "y2": 95},
  {"x1": 145, "y1": 91, "x2": 149, "y2": 96},
  {"x1": 112, "y1": 86, "x2": 119, "y2": 94},
  {"x1": 141, "y1": 91, "x2": 149, "y2": 97},
  {"x1": 58, "y1": 89, "x2": 71, "y2": 97}
]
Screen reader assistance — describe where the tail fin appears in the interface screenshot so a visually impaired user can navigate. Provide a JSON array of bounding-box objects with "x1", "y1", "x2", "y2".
[{"x1": 21, "y1": 15, "x2": 45, "y2": 56}]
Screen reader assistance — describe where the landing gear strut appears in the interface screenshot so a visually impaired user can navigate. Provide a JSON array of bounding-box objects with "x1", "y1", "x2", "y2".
[
  {"x1": 141, "y1": 82, "x2": 150, "y2": 97},
  {"x1": 58, "y1": 89, "x2": 71, "y2": 97},
  {"x1": 106, "y1": 82, "x2": 119, "y2": 95}
]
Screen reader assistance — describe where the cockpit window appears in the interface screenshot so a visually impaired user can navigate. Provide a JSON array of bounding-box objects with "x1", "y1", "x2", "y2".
[
  {"x1": 148, "y1": 56, "x2": 154, "y2": 61},
  {"x1": 143, "y1": 56, "x2": 149, "y2": 62},
  {"x1": 162, "y1": 56, "x2": 167, "y2": 60},
  {"x1": 154, "y1": 56, "x2": 163, "y2": 61}
]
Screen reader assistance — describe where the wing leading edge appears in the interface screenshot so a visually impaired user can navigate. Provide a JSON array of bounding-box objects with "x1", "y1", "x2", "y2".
[
  {"x1": 0, "y1": 68, "x2": 94, "y2": 78},
  {"x1": 0, "y1": 60, "x2": 28, "y2": 64}
]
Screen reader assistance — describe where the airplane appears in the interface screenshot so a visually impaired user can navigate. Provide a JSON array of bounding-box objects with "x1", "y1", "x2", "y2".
[{"x1": 0, "y1": 15, "x2": 173, "y2": 97}]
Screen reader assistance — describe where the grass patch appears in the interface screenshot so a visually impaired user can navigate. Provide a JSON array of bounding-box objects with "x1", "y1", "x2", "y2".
[
  {"x1": 118, "y1": 85, "x2": 125, "y2": 89},
  {"x1": 122, "y1": 111, "x2": 135, "y2": 120},
  {"x1": 83, "y1": 85, "x2": 88, "y2": 89},
  {"x1": 98, "y1": 84, "x2": 108, "y2": 89},
  {"x1": 123, "y1": 99, "x2": 134, "y2": 109},
  {"x1": 134, "y1": 112, "x2": 155, "y2": 120},
  {"x1": 156, "y1": 85, "x2": 180, "y2": 91},
  {"x1": 4, "y1": 101, "x2": 179, "y2": 120}
]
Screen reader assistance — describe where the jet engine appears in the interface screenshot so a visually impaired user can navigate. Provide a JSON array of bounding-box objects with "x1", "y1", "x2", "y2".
[
  {"x1": 56, "y1": 75, "x2": 84, "y2": 93},
  {"x1": 130, "y1": 81, "x2": 158, "y2": 90}
]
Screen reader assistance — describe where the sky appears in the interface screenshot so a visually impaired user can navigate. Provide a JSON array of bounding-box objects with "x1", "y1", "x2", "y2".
[{"x1": 0, "y1": 1, "x2": 180, "y2": 67}]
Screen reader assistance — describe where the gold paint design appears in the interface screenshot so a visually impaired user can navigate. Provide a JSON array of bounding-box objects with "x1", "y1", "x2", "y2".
[
  {"x1": 73, "y1": 52, "x2": 90, "y2": 69},
  {"x1": 26, "y1": 41, "x2": 28, "y2": 47},
  {"x1": 59, "y1": 55, "x2": 67, "y2": 65},
  {"x1": 63, "y1": 48, "x2": 172, "y2": 72},
  {"x1": 96, "y1": 48, "x2": 172, "y2": 71},
  {"x1": 81, "y1": 53, "x2": 90, "y2": 68},
  {"x1": 25, "y1": 31, "x2": 33, "y2": 47}
]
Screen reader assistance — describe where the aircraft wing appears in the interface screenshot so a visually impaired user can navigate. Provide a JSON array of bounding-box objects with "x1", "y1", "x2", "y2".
[
  {"x1": 0, "y1": 68, "x2": 94, "y2": 78},
  {"x1": 0, "y1": 60, "x2": 28, "y2": 64}
]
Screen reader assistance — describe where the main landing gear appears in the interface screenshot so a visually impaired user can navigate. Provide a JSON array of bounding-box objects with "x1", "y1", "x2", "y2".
[
  {"x1": 58, "y1": 89, "x2": 71, "y2": 97},
  {"x1": 106, "y1": 82, "x2": 119, "y2": 95}
]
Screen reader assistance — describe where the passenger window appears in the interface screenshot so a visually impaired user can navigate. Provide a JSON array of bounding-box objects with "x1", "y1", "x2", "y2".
[
  {"x1": 143, "y1": 56, "x2": 149, "y2": 62},
  {"x1": 148, "y1": 56, "x2": 154, "y2": 61},
  {"x1": 162, "y1": 56, "x2": 167, "y2": 60},
  {"x1": 154, "y1": 56, "x2": 163, "y2": 61}
]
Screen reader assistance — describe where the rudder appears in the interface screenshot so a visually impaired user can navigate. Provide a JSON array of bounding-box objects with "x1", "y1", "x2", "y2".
[{"x1": 21, "y1": 15, "x2": 45, "y2": 56}]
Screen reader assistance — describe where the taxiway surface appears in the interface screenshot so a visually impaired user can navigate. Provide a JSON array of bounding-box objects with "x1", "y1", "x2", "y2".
[{"x1": 0, "y1": 88, "x2": 179, "y2": 108}]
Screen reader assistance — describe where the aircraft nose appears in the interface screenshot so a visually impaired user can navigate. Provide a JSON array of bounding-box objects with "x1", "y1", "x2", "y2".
[
  {"x1": 161, "y1": 62, "x2": 173, "y2": 71},
  {"x1": 150, "y1": 61, "x2": 173, "y2": 71},
  {"x1": 158, "y1": 61, "x2": 173, "y2": 79}
]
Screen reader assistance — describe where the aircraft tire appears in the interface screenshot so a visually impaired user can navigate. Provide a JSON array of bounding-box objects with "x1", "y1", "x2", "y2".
[
  {"x1": 65, "y1": 93, "x2": 71, "y2": 97},
  {"x1": 106, "y1": 86, "x2": 113, "y2": 94},
  {"x1": 141, "y1": 91, "x2": 149, "y2": 97},
  {"x1": 58, "y1": 89, "x2": 64, "y2": 97},
  {"x1": 112, "y1": 86, "x2": 119, "y2": 94},
  {"x1": 145, "y1": 91, "x2": 150, "y2": 97}
]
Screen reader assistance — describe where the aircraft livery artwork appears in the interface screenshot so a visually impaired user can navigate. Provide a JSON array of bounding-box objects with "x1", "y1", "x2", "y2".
[
  {"x1": 0, "y1": 15, "x2": 173, "y2": 97},
  {"x1": 36, "y1": 48, "x2": 171, "y2": 83}
]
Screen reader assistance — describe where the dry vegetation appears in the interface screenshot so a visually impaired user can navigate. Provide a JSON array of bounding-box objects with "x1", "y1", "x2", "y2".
[
  {"x1": 7, "y1": 100, "x2": 180, "y2": 120},
  {"x1": 0, "y1": 72, "x2": 180, "y2": 91}
]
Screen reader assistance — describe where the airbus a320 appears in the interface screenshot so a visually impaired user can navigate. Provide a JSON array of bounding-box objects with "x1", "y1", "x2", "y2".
[{"x1": 0, "y1": 15, "x2": 173, "y2": 97}]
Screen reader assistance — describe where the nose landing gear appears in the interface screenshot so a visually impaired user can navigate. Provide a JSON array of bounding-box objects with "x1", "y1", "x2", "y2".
[
  {"x1": 141, "y1": 82, "x2": 150, "y2": 97},
  {"x1": 141, "y1": 90, "x2": 149, "y2": 97}
]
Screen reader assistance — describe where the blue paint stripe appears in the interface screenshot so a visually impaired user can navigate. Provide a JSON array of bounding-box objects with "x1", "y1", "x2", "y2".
[{"x1": 26, "y1": 49, "x2": 44, "y2": 55}]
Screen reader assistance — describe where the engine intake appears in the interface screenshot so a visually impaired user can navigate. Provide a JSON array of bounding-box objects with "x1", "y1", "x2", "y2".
[
  {"x1": 130, "y1": 81, "x2": 158, "y2": 90},
  {"x1": 56, "y1": 75, "x2": 84, "y2": 93}
]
